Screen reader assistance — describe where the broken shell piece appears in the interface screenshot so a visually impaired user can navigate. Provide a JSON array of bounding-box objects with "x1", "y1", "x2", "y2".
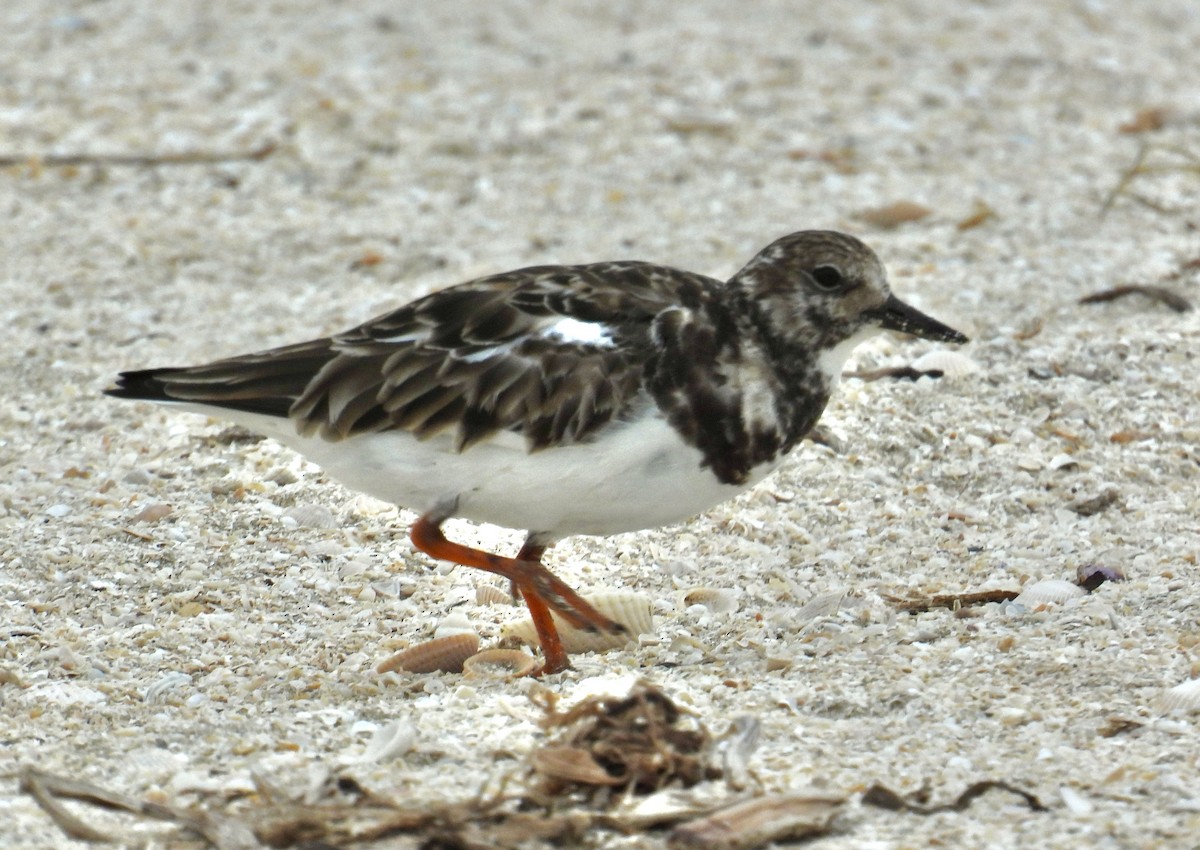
[
  {"x1": 1013, "y1": 579, "x2": 1086, "y2": 609},
  {"x1": 667, "y1": 790, "x2": 843, "y2": 850},
  {"x1": 1158, "y1": 678, "x2": 1200, "y2": 713},
  {"x1": 462, "y1": 648, "x2": 540, "y2": 679},
  {"x1": 282, "y1": 503, "x2": 339, "y2": 529},
  {"x1": 795, "y1": 591, "x2": 844, "y2": 624},
  {"x1": 680, "y1": 587, "x2": 739, "y2": 614},
  {"x1": 502, "y1": 591, "x2": 653, "y2": 654},
  {"x1": 433, "y1": 611, "x2": 476, "y2": 639},
  {"x1": 1076, "y1": 564, "x2": 1125, "y2": 591},
  {"x1": 475, "y1": 584, "x2": 514, "y2": 606},
  {"x1": 910, "y1": 349, "x2": 978, "y2": 378},
  {"x1": 354, "y1": 719, "x2": 417, "y2": 763},
  {"x1": 377, "y1": 632, "x2": 480, "y2": 674}
]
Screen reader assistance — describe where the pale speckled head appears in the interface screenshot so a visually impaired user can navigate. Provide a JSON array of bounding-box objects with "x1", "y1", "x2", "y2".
[{"x1": 730, "y1": 230, "x2": 967, "y2": 368}]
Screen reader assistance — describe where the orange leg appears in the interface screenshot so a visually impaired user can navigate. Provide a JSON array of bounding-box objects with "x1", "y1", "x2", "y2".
[{"x1": 409, "y1": 513, "x2": 625, "y2": 675}]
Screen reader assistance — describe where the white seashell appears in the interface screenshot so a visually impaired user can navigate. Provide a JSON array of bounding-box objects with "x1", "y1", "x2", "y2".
[
  {"x1": 1158, "y1": 677, "x2": 1200, "y2": 713},
  {"x1": 501, "y1": 590, "x2": 653, "y2": 654},
  {"x1": 1047, "y1": 453, "x2": 1079, "y2": 472},
  {"x1": 795, "y1": 591, "x2": 844, "y2": 623},
  {"x1": 1013, "y1": 579, "x2": 1086, "y2": 609},
  {"x1": 1059, "y1": 785, "x2": 1094, "y2": 816},
  {"x1": 434, "y1": 611, "x2": 476, "y2": 639},
  {"x1": 680, "y1": 587, "x2": 739, "y2": 614},
  {"x1": 376, "y1": 632, "x2": 480, "y2": 674},
  {"x1": 475, "y1": 584, "x2": 514, "y2": 606},
  {"x1": 143, "y1": 671, "x2": 191, "y2": 704},
  {"x1": 354, "y1": 719, "x2": 417, "y2": 763},
  {"x1": 910, "y1": 349, "x2": 978, "y2": 378},
  {"x1": 462, "y1": 648, "x2": 540, "y2": 679},
  {"x1": 282, "y1": 504, "x2": 339, "y2": 529}
]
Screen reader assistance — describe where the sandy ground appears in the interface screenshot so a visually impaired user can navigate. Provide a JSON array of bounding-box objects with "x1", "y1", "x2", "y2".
[{"x1": 2, "y1": 1, "x2": 1199, "y2": 847}]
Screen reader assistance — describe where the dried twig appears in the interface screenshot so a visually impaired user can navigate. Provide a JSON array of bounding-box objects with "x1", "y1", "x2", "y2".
[
  {"x1": 862, "y1": 780, "x2": 1048, "y2": 814},
  {"x1": 886, "y1": 589, "x2": 1020, "y2": 614},
  {"x1": 1101, "y1": 143, "x2": 1200, "y2": 218},
  {"x1": 1079, "y1": 284, "x2": 1193, "y2": 313}
]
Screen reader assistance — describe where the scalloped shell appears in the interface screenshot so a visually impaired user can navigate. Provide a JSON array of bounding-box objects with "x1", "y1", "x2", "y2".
[
  {"x1": 475, "y1": 584, "x2": 514, "y2": 606},
  {"x1": 376, "y1": 632, "x2": 480, "y2": 674},
  {"x1": 462, "y1": 648, "x2": 540, "y2": 679},
  {"x1": 1013, "y1": 579, "x2": 1086, "y2": 609},
  {"x1": 910, "y1": 349, "x2": 979, "y2": 378},
  {"x1": 501, "y1": 590, "x2": 653, "y2": 654},
  {"x1": 1158, "y1": 678, "x2": 1200, "y2": 713}
]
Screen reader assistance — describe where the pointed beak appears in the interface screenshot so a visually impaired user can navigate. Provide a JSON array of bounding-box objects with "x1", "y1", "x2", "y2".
[{"x1": 867, "y1": 294, "x2": 968, "y2": 344}]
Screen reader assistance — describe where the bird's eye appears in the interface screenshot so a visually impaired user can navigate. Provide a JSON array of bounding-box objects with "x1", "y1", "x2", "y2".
[{"x1": 811, "y1": 265, "x2": 844, "y2": 290}]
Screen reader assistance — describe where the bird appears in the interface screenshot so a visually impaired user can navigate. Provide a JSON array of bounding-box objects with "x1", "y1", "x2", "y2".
[{"x1": 106, "y1": 230, "x2": 968, "y2": 674}]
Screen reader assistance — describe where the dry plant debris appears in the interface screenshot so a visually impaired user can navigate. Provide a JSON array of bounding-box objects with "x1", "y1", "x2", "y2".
[
  {"x1": 19, "y1": 682, "x2": 847, "y2": 849},
  {"x1": 530, "y1": 681, "x2": 719, "y2": 796},
  {"x1": 1078, "y1": 284, "x2": 1193, "y2": 313},
  {"x1": 862, "y1": 780, "x2": 1048, "y2": 814},
  {"x1": 1099, "y1": 142, "x2": 1200, "y2": 216}
]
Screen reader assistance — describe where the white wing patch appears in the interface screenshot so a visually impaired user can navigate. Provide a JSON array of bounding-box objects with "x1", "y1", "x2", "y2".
[{"x1": 542, "y1": 317, "x2": 615, "y2": 346}]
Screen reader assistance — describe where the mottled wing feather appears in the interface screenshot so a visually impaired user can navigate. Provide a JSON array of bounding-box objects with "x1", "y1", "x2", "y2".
[{"x1": 118, "y1": 262, "x2": 725, "y2": 453}]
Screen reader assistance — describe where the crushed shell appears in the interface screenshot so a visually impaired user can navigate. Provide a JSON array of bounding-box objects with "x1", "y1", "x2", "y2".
[
  {"x1": 910, "y1": 349, "x2": 979, "y2": 378},
  {"x1": 462, "y1": 648, "x2": 540, "y2": 679},
  {"x1": 282, "y1": 503, "x2": 339, "y2": 529},
  {"x1": 795, "y1": 591, "x2": 844, "y2": 623},
  {"x1": 376, "y1": 632, "x2": 480, "y2": 674},
  {"x1": 1013, "y1": 579, "x2": 1086, "y2": 609},
  {"x1": 680, "y1": 587, "x2": 739, "y2": 613},
  {"x1": 501, "y1": 590, "x2": 653, "y2": 654},
  {"x1": 1158, "y1": 677, "x2": 1200, "y2": 713}
]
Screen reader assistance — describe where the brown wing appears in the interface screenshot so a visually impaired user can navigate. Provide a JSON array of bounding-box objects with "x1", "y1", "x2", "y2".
[{"x1": 111, "y1": 262, "x2": 725, "y2": 453}]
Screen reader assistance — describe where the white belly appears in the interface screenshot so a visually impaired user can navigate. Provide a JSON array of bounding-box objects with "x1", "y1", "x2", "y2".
[{"x1": 173, "y1": 404, "x2": 774, "y2": 538}]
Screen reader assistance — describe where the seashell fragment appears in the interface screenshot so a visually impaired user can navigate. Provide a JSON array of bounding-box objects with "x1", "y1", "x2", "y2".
[
  {"x1": 132, "y1": 503, "x2": 173, "y2": 524},
  {"x1": 1158, "y1": 677, "x2": 1200, "y2": 713},
  {"x1": 910, "y1": 349, "x2": 978, "y2": 378},
  {"x1": 667, "y1": 790, "x2": 844, "y2": 849},
  {"x1": 795, "y1": 591, "x2": 844, "y2": 624},
  {"x1": 1012, "y1": 579, "x2": 1086, "y2": 609},
  {"x1": 680, "y1": 587, "x2": 739, "y2": 614},
  {"x1": 1075, "y1": 563, "x2": 1126, "y2": 591},
  {"x1": 282, "y1": 504, "x2": 338, "y2": 529},
  {"x1": 462, "y1": 648, "x2": 540, "y2": 679},
  {"x1": 354, "y1": 720, "x2": 417, "y2": 763},
  {"x1": 475, "y1": 584, "x2": 514, "y2": 606},
  {"x1": 501, "y1": 591, "x2": 653, "y2": 654},
  {"x1": 433, "y1": 612, "x2": 476, "y2": 639},
  {"x1": 377, "y1": 632, "x2": 480, "y2": 674}
]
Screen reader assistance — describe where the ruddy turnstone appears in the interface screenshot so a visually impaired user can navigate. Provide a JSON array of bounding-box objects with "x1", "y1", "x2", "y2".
[{"x1": 107, "y1": 230, "x2": 967, "y2": 674}]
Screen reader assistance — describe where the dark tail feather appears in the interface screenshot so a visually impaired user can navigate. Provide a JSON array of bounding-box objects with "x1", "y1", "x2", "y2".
[{"x1": 104, "y1": 339, "x2": 337, "y2": 419}]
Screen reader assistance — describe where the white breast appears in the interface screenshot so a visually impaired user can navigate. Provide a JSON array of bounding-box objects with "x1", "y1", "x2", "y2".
[{"x1": 169, "y1": 401, "x2": 774, "y2": 539}]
